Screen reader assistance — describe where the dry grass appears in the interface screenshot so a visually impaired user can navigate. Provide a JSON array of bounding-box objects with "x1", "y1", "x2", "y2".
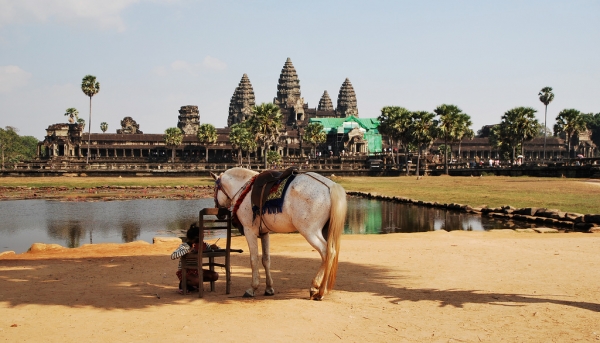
[{"x1": 1, "y1": 175, "x2": 599, "y2": 214}]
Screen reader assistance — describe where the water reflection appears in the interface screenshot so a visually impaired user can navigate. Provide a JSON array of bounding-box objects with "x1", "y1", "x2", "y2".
[
  {"x1": 1, "y1": 197, "x2": 543, "y2": 253},
  {"x1": 47, "y1": 220, "x2": 84, "y2": 248},
  {"x1": 345, "y1": 197, "x2": 538, "y2": 234},
  {"x1": 121, "y1": 222, "x2": 141, "y2": 243}
]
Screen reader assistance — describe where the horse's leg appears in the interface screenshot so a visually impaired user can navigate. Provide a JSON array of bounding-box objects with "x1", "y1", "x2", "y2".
[
  {"x1": 260, "y1": 233, "x2": 274, "y2": 296},
  {"x1": 243, "y1": 232, "x2": 261, "y2": 298},
  {"x1": 302, "y1": 232, "x2": 328, "y2": 300}
]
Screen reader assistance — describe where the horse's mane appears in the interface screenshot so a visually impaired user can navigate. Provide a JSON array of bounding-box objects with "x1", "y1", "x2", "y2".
[{"x1": 226, "y1": 167, "x2": 258, "y2": 180}]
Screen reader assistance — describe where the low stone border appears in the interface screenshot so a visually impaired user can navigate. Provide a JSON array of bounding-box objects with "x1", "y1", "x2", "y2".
[{"x1": 346, "y1": 191, "x2": 600, "y2": 233}]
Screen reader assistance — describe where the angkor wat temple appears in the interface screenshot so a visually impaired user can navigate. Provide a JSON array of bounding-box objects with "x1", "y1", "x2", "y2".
[
  {"x1": 36, "y1": 57, "x2": 596, "y2": 169},
  {"x1": 38, "y1": 57, "x2": 370, "y2": 163}
]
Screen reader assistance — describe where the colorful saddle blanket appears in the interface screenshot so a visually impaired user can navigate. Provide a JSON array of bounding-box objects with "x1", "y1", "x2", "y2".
[{"x1": 252, "y1": 173, "x2": 296, "y2": 217}]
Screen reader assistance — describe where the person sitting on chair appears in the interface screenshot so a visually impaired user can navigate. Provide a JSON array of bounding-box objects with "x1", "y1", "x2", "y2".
[{"x1": 171, "y1": 223, "x2": 219, "y2": 294}]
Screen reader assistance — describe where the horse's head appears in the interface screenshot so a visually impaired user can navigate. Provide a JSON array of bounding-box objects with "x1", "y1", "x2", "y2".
[{"x1": 211, "y1": 172, "x2": 230, "y2": 219}]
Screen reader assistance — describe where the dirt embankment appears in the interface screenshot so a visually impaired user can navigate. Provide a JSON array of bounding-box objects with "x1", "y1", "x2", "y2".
[{"x1": 0, "y1": 185, "x2": 214, "y2": 201}]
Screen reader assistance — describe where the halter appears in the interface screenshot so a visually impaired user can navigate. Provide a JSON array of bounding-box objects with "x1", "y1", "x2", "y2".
[{"x1": 214, "y1": 175, "x2": 253, "y2": 211}]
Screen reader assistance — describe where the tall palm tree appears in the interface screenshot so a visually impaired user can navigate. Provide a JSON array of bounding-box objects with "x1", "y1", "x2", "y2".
[
  {"x1": 538, "y1": 87, "x2": 555, "y2": 160},
  {"x1": 554, "y1": 109, "x2": 586, "y2": 158},
  {"x1": 495, "y1": 107, "x2": 539, "y2": 164},
  {"x1": 378, "y1": 106, "x2": 412, "y2": 174},
  {"x1": 64, "y1": 108, "x2": 79, "y2": 123},
  {"x1": 302, "y1": 122, "x2": 327, "y2": 158},
  {"x1": 409, "y1": 111, "x2": 438, "y2": 176},
  {"x1": 100, "y1": 122, "x2": 108, "y2": 133},
  {"x1": 248, "y1": 103, "x2": 283, "y2": 169},
  {"x1": 434, "y1": 104, "x2": 464, "y2": 174},
  {"x1": 450, "y1": 113, "x2": 474, "y2": 163},
  {"x1": 81, "y1": 75, "x2": 100, "y2": 164},
  {"x1": 196, "y1": 123, "x2": 218, "y2": 162},
  {"x1": 164, "y1": 127, "x2": 183, "y2": 163}
]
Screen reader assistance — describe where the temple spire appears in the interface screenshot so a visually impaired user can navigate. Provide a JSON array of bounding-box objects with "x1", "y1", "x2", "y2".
[
  {"x1": 336, "y1": 78, "x2": 358, "y2": 117},
  {"x1": 274, "y1": 57, "x2": 301, "y2": 108},
  {"x1": 228, "y1": 73, "x2": 255, "y2": 126},
  {"x1": 318, "y1": 90, "x2": 334, "y2": 111}
]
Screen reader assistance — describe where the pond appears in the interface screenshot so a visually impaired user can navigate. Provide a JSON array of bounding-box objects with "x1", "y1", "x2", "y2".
[{"x1": 0, "y1": 197, "x2": 541, "y2": 253}]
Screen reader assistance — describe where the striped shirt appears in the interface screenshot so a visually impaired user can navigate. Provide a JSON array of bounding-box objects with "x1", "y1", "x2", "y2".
[{"x1": 171, "y1": 242, "x2": 211, "y2": 270}]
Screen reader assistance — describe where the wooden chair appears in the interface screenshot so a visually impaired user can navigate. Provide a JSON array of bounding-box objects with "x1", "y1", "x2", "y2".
[{"x1": 180, "y1": 207, "x2": 242, "y2": 298}]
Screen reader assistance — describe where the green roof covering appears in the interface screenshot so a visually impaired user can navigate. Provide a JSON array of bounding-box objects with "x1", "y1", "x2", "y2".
[
  {"x1": 309, "y1": 116, "x2": 380, "y2": 134},
  {"x1": 309, "y1": 116, "x2": 382, "y2": 154}
]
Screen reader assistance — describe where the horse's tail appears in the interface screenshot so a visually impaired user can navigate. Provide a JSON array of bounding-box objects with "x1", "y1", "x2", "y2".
[{"x1": 320, "y1": 182, "x2": 347, "y2": 294}]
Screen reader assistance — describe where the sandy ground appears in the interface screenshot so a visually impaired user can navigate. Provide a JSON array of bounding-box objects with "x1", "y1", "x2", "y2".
[{"x1": 1, "y1": 231, "x2": 600, "y2": 342}]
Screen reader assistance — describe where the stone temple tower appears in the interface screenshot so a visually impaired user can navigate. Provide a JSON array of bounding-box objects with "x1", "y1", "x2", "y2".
[
  {"x1": 228, "y1": 74, "x2": 256, "y2": 126},
  {"x1": 177, "y1": 105, "x2": 200, "y2": 134},
  {"x1": 336, "y1": 78, "x2": 358, "y2": 117},
  {"x1": 318, "y1": 90, "x2": 334, "y2": 111},
  {"x1": 274, "y1": 58, "x2": 305, "y2": 123}
]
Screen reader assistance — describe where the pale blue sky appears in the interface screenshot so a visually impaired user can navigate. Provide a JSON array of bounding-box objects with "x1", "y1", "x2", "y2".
[{"x1": 1, "y1": 0, "x2": 598, "y2": 140}]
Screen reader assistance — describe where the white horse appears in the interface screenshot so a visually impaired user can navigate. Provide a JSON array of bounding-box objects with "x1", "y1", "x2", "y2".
[{"x1": 211, "y1": 167, "x2": 347, "y2": 300}]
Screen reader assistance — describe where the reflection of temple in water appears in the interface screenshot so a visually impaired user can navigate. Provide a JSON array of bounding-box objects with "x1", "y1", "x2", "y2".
[
  {"x1": 47, "y1": 221, "x2": 84, "y2": 248},
  {"x1": 121, "y1": 222, "x2": 141, "y2": 243}
]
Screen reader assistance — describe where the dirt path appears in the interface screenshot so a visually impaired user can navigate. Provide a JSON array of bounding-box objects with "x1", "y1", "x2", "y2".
[{"x1": 1, "y1": 231, "x2": 599, "y2": 342}]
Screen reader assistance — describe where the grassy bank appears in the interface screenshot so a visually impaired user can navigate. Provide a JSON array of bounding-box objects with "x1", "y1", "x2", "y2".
[
  {"x1": 1, "y1": 175, "x2": 599, "y2": 214},
  {"x1": 335, "y1": 175, "x2": 600, "y2": 215}
]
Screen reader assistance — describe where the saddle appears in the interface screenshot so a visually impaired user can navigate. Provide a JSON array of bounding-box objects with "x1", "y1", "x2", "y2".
[{"x1": 251, "y1": 167, "x2": 298, "y2": 212}]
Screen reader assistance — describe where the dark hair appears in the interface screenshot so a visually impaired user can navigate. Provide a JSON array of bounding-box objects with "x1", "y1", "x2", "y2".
[{"x1": 186, "y1": 223, "x2": 200, "y2": 244}]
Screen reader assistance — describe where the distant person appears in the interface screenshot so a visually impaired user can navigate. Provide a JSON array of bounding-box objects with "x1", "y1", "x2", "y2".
[{"x1": 171, "y1": 223, "x2": 219, "y2": 294}]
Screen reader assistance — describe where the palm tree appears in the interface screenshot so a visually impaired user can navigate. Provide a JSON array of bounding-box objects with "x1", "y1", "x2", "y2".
[
  {"x1": 229, "y1": 123, "x2": 250, "y2": 165},
  {"x1": 81, "y1": 75, "x2": 100, "y2": 164},
  {"x1": 434, "y1": 104, "x2": 465, "y2": 174},
  {"x1": 409, "y1": 111, "x2": 438, "y2": 176},
  {"x1": 77, "y1": 118, "x2": 85, "y2": 130},
  {"x1": 554, "y1": 109, "x2": 586, "y2": 158},
  {"x1": 538, "y1": 87, "x2": 555, "y2": 160},
  {"x1": 378, "y1": 106, "x2": 412, "y2": 174},
  {"x1": 64, "y1": 108, "x2": 79, "y2": 123},
  {"x1": 100, "y1": 122, "x2": 108, "y2": 133},
  {"x1": 164, "y1": 127, "x2": 183, "y2": 163},
  {"x1": 493, "y1": 107, "x2": 539, "y2": 164},
  {"x1": 302, "y1": 122, "x2": 327, "y2": 158},
  {"x1": 247, "y1": 103, "x2": 283, "y2": 169},
  {"x1": 196, "y1": 123, "x2": 218, "y2": 162},
  {"x1": 453, "y1": 113, "x2": 474, "y2": 162}
]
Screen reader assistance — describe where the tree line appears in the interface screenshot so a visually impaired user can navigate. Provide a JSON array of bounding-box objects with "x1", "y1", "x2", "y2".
[{"x1": 378, "y1": 87, "x2": 600, "y2": 175}]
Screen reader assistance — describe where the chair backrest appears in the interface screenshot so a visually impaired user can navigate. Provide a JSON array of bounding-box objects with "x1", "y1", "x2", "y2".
[{"x1": 199, "y1": 207, "x2": 232, "y2": 253}]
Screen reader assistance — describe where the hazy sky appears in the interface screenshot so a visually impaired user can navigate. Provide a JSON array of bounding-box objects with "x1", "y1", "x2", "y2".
[{"x1": 1, "y1": 0, "x2": 598, "y2": 140}]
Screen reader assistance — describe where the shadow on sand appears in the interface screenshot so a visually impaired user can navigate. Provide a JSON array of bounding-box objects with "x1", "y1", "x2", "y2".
[{"x1": 1, "y1": 253, "x2": 598, "y2": 313}]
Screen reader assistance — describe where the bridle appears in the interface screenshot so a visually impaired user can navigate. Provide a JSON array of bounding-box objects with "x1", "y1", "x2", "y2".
[{"x1": 213, "y1": 175, "x2": 251, "y2": 211}]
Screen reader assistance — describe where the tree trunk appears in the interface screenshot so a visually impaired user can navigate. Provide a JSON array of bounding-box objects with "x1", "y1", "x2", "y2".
[
  {"x1": 444, "y1": 135, "x2": 449, "y2": 175},
  {"x1": 543, "y1": 104, "x2": 548, "y2": 160},
  {"x1": 405, "y1": 145, "x2": 410, "y2": 176},
  {"x1": 238, "y1": 148, "x2": 242, "y2": 165},
  {"x1": 416, "y1": 146, "x2": 421, "y2": 177},
  {"x1": 264, "y1": 142, "x2": 268, "y2": 170},
  {"x1": 205, "y1": 146, "x2": 209, "y2": 162},
  {"x1": 86, "y1": 96, "x2": 92, "y2": 164},
  {"x1": 171, "y1": 147, "x2": 175, "y2": 163}
]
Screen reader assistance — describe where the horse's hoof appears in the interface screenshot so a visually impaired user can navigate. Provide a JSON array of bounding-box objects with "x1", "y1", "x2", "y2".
[
  {"x1": 309, "y1": 288, "x2": 319, "y2": 299},
  {"x1": 243, "y1": 291, "x2": 254, "y2": 298},
  {"x1": 264, "y1": 291, "x2": 275, "y2": 296}
]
